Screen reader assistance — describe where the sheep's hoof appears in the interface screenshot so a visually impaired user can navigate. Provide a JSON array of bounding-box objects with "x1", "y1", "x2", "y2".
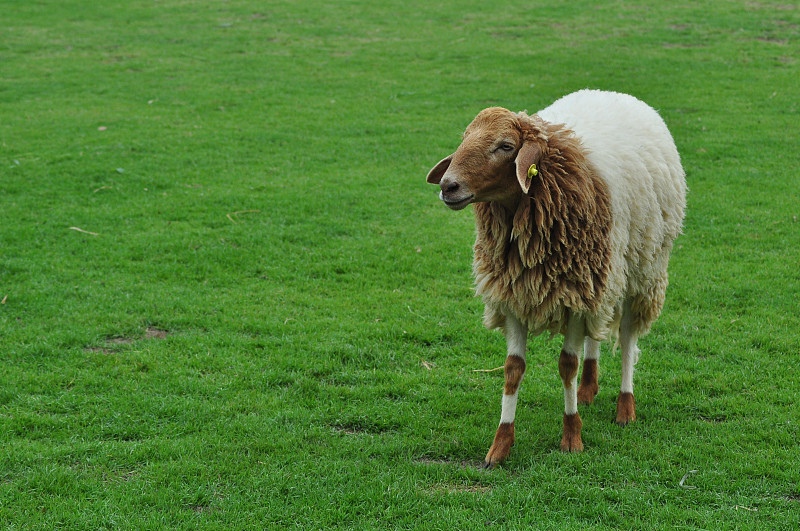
[
  {"x1": 484, "y1": 422, "x2": 515, "y2": 467},
  {"x1": 560, "y1": 413, "x2": 584, "y2": 452},
  {"x1": 615, "y1": 392, "x2": 636, "y2": 426}
]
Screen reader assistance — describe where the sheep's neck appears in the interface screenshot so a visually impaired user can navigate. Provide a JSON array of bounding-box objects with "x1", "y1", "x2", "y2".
[
  {"x1": 471, "y1": 199, "x2": 528, "y2": 275},
  {"x1": 471, "y1": 161, "x2": 614, "y2": 324},
  {"x1": 495, "y1": 191, "x2": 524, "y2": 213}
]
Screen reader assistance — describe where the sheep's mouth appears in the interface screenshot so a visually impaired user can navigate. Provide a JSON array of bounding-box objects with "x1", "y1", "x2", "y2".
[{"x1": 440, "y1": 192, "x2": 474, "y2": 210}]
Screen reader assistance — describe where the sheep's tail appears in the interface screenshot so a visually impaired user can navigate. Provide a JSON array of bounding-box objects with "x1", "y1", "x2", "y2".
[{"x1": 607, "y1": 308, "x2": 623, "y2": 355}]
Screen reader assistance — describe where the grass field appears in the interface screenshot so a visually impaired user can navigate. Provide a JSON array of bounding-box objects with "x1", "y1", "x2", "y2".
[{"x1": 2, "y1": 0, "x2": 799, "y2": 528}]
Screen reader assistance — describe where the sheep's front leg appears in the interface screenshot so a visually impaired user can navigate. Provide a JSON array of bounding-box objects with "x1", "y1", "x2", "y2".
[
  {"x1": 560, "y1": 315, "x2": 585, "y2": 452},
  {"x1": 484, "y1": 315, "x2": 527, "y2": 467}
]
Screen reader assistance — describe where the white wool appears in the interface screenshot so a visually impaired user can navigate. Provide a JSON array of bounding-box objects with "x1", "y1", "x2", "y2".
[{"x1": 537, "y1": 90, "x2": 687, "y2": 339}]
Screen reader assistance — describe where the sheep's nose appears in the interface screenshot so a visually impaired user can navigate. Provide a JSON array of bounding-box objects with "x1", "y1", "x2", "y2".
[{"x1": 441, "y1": 181, "x2": 460, "y2": 194}]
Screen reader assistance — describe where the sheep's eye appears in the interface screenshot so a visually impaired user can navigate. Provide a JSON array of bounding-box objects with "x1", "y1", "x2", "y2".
[{"x1": 497, "y1": 143, "x2": 515, "y2": 153}]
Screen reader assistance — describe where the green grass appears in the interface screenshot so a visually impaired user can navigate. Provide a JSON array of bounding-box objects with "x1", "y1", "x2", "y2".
[{"x1": 1, "y1": 0, "x2": 799, "y2": 528}]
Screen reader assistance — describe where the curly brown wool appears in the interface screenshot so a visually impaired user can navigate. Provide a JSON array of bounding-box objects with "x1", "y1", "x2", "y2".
[{"x1": 473, "y1": 119, "x2": 612, "y2": 336}]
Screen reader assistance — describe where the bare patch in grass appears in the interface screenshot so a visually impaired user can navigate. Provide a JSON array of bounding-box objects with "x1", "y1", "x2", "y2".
[
  {"x1": 85, "y1": 346, "x2": 115, "y2": 355},
  {"x1": 757, "y1": 37, "x2": 789, "y2": 45},
  {"x1": 117, "y1": 470, "x2": 140, "y2": 482},
  {"x1": 415, "y1": 457, "x2": 485, "y2": 470},
  {"x1": 747, "y1": 2, "x2": 797, "y2": 11},
  {"x1": 425, "y1": 482, "x2": 492, "y2": 495},
  {"x1": 330, "y1": 421, "x2": 393, "y2": 436},
  {"x1": 699, "y1": 414, "x2": 727, "y2": 423},
  {"x1": 662, "y1": 42, "x2": 705, "y2": 49},
  {"x1": 108, "y1": 336, "x2": 135, "y2": 345},
  {"x1": 103, "y1": 468, "x2": 141, "y2": 483},
  {"x1": 144, "y1": 327, "x2": 169, "y2": 340},
  {"x1": 112, "y1": 327, "x2": 170, "y2": 343},
  {"x1": 86, "y1": 327, "x2": 171, "y2": 354},
  {"x1": 333, "y1": 426, "x2": 364, "y2": 435}
]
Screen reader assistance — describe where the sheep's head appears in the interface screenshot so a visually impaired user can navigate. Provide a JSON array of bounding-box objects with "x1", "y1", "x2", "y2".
[{"x1": 426, "y1": 107, "x2": 546, "y2": 210}]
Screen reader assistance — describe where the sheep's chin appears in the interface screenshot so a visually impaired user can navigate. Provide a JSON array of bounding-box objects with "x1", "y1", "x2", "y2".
[{"x1": 439, "y1": 191, "x2": 474, "y2": 210}]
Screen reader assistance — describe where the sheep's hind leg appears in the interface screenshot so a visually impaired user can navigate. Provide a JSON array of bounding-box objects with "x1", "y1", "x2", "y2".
[
  {"x1": 484, "y1": 315, "x2": 527, "y2": 467},
  {"x1": 616, "y1": 300, "x2": 639, "y2": 426},
  {"x1": 560, "y1": 314, "x2": 585, "y2": 452},
  {"x1": 577, "y1": 338, "x2": 600, "y2": 405}
]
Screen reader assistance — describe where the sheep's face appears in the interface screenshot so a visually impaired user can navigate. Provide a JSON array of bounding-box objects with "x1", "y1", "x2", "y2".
[{"x1": 427, "y1": 107, "x2": 540, "y2": 211}]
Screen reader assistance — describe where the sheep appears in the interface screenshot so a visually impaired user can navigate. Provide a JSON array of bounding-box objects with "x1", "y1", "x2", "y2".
[{"x1": 426, "y1": 89, "x2": 686, "y2": 466}]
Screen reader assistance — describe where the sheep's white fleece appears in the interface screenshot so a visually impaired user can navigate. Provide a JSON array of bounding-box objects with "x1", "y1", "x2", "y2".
[
  {"x1": 542, "y1": 90, "x2": 685, "y2": 338},
  {"x1": 485, "y1": 90, "x2": 686, "y2": 340}
]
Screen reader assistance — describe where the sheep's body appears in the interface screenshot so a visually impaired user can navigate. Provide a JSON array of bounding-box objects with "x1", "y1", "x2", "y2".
[
  {"x1": 477, "y1": 90, "x2": 686, "y2": 341},
  {"x1": 426, "y1": 89, "x2": 686, "y2": 465}
]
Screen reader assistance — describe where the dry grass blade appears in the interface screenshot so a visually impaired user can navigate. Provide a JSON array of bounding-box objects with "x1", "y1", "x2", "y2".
[
  {"x1": 472, "y1": 366, "x2": 505, "y2": 373},
  {"x1": 679, "y1": 470, "x2": 698, "y2": 489},
  {"x1": 226, "y1": 210, "x2": 261, "y2": 223},
  {"x1": 68, "y1": 227, "x2": 99, "y2": 236},
  {"x1": 406, "y1": 305, "x2": 428, "y2": 320}
]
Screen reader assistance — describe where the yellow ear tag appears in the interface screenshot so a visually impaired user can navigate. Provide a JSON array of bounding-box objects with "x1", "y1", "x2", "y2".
[{"x1": 527, "y1": 164, "x2": 538, "y2": 178}]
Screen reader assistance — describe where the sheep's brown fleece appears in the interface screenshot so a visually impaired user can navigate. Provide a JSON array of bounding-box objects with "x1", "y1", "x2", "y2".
[{"x1": 474, "y1": 119, "x2": 613, "y2": 337}]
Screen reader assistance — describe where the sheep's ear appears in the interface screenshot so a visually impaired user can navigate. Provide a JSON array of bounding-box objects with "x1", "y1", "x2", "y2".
[
  {"x1": 515, "y1": 142, "x2": 542, "y2": 194},
  {"x1": 426, "y1": 155, "x2": 453, "y2": 185}
]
